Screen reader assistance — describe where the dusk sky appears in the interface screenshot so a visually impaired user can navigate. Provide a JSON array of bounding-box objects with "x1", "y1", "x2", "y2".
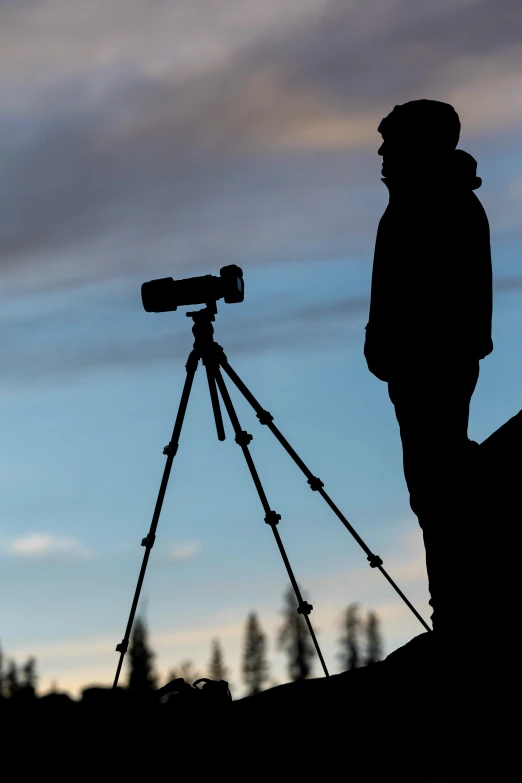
[{"x1": 1, "y1": 0, "x2": 522, "y2": 697}]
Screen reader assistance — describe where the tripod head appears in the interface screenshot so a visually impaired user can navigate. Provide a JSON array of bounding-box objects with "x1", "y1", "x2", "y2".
[
  {"x1": 186, "y1": 302, "x2": 220, "y2": 350},
  {"x1": 186, "y1": 301, "x2": 218, "y2": 322}
]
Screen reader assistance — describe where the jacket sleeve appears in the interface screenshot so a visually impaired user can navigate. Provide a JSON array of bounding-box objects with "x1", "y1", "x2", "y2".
[{"x1": 364, "y1": 212, "x2": 396, "y2": 381}]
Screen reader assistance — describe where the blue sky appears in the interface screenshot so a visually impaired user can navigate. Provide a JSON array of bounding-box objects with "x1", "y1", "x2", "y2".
[{"x1": 1, "y1": 0, "x2": 522, "y2": 696}]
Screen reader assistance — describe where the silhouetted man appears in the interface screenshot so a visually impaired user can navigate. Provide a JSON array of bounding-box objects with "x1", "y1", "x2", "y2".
[{"x1": 364, "y1": 100, "x2": 493, "y2": 633}]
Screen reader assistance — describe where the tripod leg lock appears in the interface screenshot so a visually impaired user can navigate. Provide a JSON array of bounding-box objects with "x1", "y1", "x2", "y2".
[
  {"x1": 264, "y1": 511, "x2": 281, "y2": 526},
  {"x1": 257, "y1": 409, "x2": 274, "y2": 426},
  {"x1": 308, "y1": 476, "x2": 324, "y2": 491},
  {"x1": 368, "y1": 553, "x2": 383, "y2": 568},
  {"x1": 235, "y1": 430, "x2": 253, "y2": 447},
  {"x1": 297, "y1": 601, "x2": 313, "y2": 616},
  {"x1": 185, "y1": 352, "x2": 199, "y2": 373},
  {"x1": 141, "y1": 534, "x2": 156, "y2": 549},
  {"x1": 163, "y1": 443, "x2": 178, "y2": 457},
  {"x1": 115, "y1": 640, "x2": 128, "y2": 654}
]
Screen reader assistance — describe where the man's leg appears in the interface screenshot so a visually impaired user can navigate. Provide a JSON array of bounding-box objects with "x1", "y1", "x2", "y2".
[{"x1": 387, "y1": 358, "x2": 480, "y2": 632}]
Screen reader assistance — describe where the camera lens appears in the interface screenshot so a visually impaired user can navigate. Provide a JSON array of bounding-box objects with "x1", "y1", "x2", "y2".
[{"x1": 141, "y1": 278, "x2": 177, "y2": 313}]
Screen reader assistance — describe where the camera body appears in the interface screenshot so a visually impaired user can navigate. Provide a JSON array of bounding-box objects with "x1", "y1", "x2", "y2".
[{"x1": 141, "y1": 265, "x2": 244, "y2": 313}]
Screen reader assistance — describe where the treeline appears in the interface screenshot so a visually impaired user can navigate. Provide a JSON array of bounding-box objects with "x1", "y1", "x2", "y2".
[
  {"x1": 0, "y1": 588, "x2": 383, "y2": 701},
  {"x1": 104, "y1": 587, "x2": 384, "y2": 699},
  {"x1": 0, "y1": 646, "x2": 37, "y2": 700}
]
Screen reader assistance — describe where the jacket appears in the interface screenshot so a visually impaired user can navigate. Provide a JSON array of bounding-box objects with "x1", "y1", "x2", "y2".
[{"x1": 364, "y1": 149, "x2": 493, "y2": 381}]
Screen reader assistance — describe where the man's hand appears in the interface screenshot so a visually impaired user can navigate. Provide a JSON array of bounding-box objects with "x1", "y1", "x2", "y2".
[{"x1": 364, "y1": 336, "x2": 390, "y2": 382}]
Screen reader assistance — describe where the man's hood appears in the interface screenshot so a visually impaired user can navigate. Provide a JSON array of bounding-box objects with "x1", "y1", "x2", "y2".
[{"x1": 382, "y1": 149, "x2": 482, "y2": 193}]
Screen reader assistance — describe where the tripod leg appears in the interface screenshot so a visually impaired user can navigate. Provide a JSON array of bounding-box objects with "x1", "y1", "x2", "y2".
[
  {"x1": 219, "y1": 358, "x2": 431, "y2": 633},
  {"x1": 113, "y1": 351, "x2": 200, "y2": 688},
  {"x1": 212, "y1": 365, "x2": 329, "y2": 677},
  {"x1": 204, "y1": 361, "x2": 226, "y2": 441}
]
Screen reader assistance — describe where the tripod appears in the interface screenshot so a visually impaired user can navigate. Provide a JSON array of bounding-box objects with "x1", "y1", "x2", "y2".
[{"x1": 113, "y1": 302, "x2": 430, "y2": 688}]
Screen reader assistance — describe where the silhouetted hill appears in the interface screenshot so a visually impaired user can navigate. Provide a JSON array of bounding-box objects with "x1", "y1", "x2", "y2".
[{"x1": 1, "y1": 635, "x2": 513, "y2": 781}]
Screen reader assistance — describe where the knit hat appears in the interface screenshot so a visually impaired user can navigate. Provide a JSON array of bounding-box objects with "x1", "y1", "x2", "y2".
[{"x1": 378, "y1": 99, "x2": 461, "y2": 151}]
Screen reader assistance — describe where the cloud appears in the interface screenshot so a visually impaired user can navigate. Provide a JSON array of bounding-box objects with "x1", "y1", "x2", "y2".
[
  {"x1": 0, "y1": 1, "x2": 521, "y2": 389},
  {"x1": 0, "y1": 1, "x2": 323, "y2": 95},
  {"x1": 0, "y1": 269, "x2": 520, "y2": 390},
  {"x1": 2, "y1": 272, "x2": 522, "y2": 387},
  {"x1": 167, "y1": 540, "x2": 201, "y2": 562},
  {"x1": 5, "y1": 533, "x2": 94, "y2": 560},
  {"x1": 0, "y1": 289, "x2": 370, "y2": 388},
  {"x1": 1, "y1": 0, "x2": 522, "y2": 295}
]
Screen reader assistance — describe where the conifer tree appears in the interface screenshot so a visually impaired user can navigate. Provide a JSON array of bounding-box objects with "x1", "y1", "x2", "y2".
[
  {"x1": 278, "y1": 585, "x2": 314, "y2": 681},
  {"x1": 208, "y1": 638, "x2": 229, "y2": 682},
  {"x1": 364, "y1": 610, "x2": 384, "y2": 665},
  {"x1": 127, "y1": 616, "x2": 157, "y2": 699},
  {"x1": 0, "y1": 641, "x2": 4, "y2": 699},
  {"x1": 19, "y1": 657, "x2": 37, "y2": 699},
  {"x1": 242, "y1": 612, "x2": 269, "y2": 696},
  {"x1": 338, "y1": 603, "x2": 361, "y2": 670},
  {"x1": 5, "y1": 660, "x2": 20, "y2": 698}
]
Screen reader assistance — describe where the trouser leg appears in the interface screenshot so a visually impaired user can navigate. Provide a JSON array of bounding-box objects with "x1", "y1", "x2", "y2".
[{"x1": 387, "y1": 360, "x2": 480, "y2": 631}]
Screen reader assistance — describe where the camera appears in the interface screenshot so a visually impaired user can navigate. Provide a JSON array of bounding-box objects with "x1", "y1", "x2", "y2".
[{"x1": 141, "y1": 265, "x2": 244, "y2": 313}]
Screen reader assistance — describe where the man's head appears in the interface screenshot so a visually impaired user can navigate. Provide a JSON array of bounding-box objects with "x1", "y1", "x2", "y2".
[{"x1": 378, "y1": 99, "x2": 461, "y2": 178}]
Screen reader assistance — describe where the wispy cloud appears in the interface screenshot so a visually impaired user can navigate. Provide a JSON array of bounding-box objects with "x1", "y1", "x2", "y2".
[
  {"x1": 5, "y1": 533, "x2": 94, "y2": 560},
  {"x1": 167, "y1": 540, "x2": 201, "y2": 562},
  {"x1": 0, "y1": 290, "x2": 370, "y2": 387},
  {"x1": 2, "y1": 275, "x2": 521, "y2": 387}
]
